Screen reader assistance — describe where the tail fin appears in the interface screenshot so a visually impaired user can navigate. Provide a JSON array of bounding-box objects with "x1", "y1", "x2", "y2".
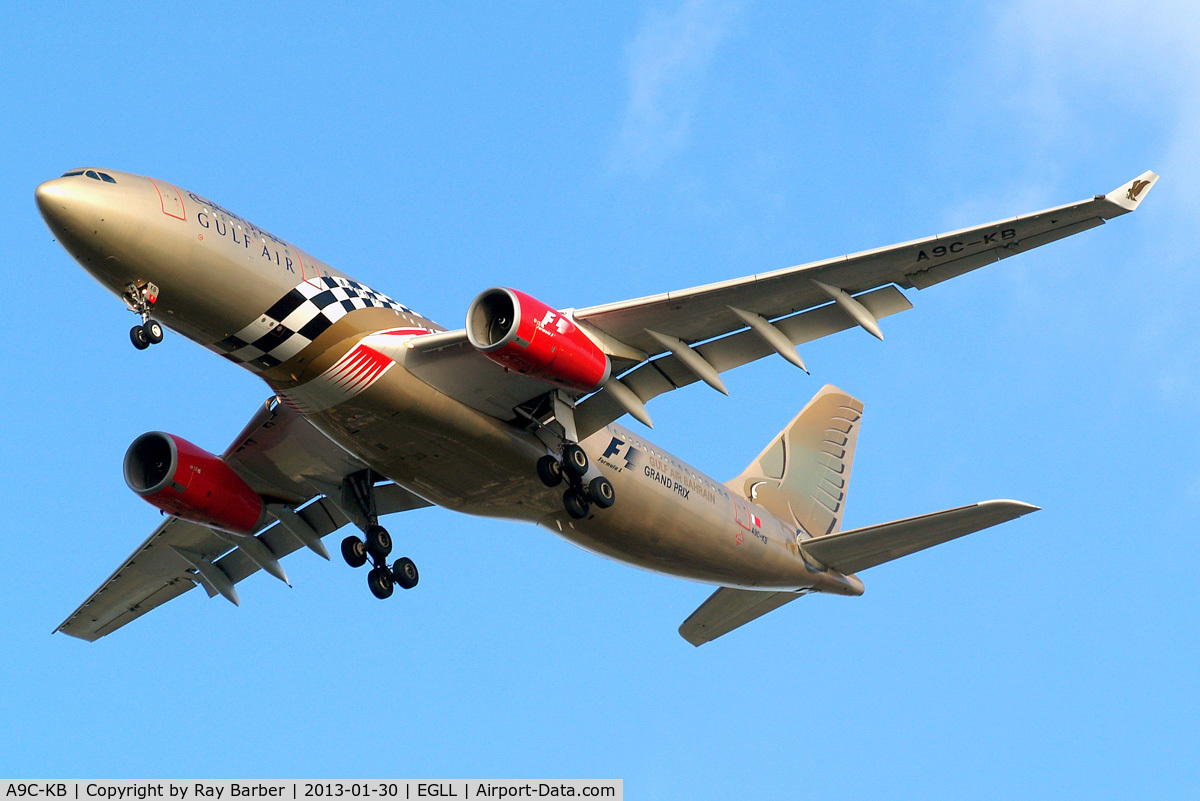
[{"x1": 727, "y1": 385, "x2": 863, "y2": 538}]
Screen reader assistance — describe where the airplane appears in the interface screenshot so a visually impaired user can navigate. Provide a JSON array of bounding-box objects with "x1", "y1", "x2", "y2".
[{"x1": 36, "y1": 167, "x2": 1157, "y2": 645}]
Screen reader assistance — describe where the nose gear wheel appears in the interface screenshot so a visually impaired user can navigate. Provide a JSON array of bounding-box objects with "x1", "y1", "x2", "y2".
[{"x1": 124, "y1": 282, "x2": 165, "y2": 349}]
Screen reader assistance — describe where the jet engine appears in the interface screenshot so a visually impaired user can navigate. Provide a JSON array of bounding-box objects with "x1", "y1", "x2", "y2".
[
  {"x1": 123, "y1": 432, "x2": 264, "y2": 535},
  {"x1": 466, "y1": 287, "x2": 611, "y2": 392}
]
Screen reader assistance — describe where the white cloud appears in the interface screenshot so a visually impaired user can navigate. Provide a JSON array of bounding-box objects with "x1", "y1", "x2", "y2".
[
  {"x1": 977, "y1": 0, "x2": 1200, "y2": 400},
  {"x1": 985, "y1": 0, "x2": 1200, "y2": 201},
  {"x1": 611, "y1": 0, "x2": 743, "y2": 172}
]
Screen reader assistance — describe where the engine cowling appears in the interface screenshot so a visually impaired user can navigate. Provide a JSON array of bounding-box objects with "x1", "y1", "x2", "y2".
[
  {"x1": 465, "y1": 287, "x2": 611, "y2": 392},
  {"x1": 123, "y1": 432, "x2": 264, "y2": 535}
]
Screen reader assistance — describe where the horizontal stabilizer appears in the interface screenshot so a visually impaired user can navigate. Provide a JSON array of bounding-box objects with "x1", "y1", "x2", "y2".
[
  {"x1": 678, "y1": 586, "x2": 805, "y2": 647},
  {"x1": 801, "y1": 499, "x2": 1039, "y2": 575}
]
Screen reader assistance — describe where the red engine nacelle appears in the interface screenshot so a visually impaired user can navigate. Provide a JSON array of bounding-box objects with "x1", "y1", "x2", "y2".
[
  {"x1": 465, "y1": 287, "x2": 611, "y2": 392},
  {"x1": 123, "y1": 432, "x2": 264, "y2": 535}
]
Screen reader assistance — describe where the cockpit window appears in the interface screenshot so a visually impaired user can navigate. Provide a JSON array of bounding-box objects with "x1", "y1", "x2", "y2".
[{"x1": 63, "y1": 169, "x2": 118, "y2": 183}]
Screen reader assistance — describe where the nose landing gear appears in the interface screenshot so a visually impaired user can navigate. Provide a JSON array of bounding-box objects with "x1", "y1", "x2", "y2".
[
  {"x1": 337, "y1": 471, "x2": 419, "y2": 599},
  {"x1": 124, "y1": 282, "x2": 164, "y2": 350},
  {"x1": 130, "y1": 320, "x2": 164, "y2": 350}
]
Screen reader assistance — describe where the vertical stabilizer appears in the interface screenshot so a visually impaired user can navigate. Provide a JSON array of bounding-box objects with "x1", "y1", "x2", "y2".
[{"x1": 727, "y1": 385, "x2": 863, "y2": 537}]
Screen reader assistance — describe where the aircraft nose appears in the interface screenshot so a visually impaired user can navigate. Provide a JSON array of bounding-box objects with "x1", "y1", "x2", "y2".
[{"x1": 35, "y1": 177, "x2": 84, "y2": 236}]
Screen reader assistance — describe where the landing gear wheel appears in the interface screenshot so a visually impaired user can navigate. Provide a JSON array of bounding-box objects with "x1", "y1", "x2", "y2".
[
  {"x1": 144, "y1": 320, "x2": 164, "y2": 344},
  {"x1": 537, "y1": 455, "x2": 564, "y2": 487},
  {"x1": 130, "y1": 325, "x2": 150, "y2": 350},
  {"x1": 367, "y1": 567, "x2": 394, "y2": 599},
  {"x1": 365, "y1": 525, "x2": 392, "y2": 559},
  {"x1": 588, "y1": 476, "x2": 616, "y2": 509},
  {"x1": 392, "y1": 557, "x2": 419, "y2": 589},
  {"x1": 563, "y1": 444, "x2": 589, "y2": 478},
  {"x1": 341, "y1": 536, "x2": 368, "y2": 568},
  {"x1": 563, "y1": 486, "x2": 591, "y2": 519}
]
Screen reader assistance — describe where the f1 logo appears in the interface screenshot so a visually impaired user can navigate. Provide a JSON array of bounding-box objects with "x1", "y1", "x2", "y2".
[{"x1": 602, "y1": 437, "x2": 641, "y2": 470}]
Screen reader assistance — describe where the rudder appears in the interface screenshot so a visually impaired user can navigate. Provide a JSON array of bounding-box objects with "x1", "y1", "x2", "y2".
[{"x1": 726, "y1": 385, "x2": 863, "y2": 538}]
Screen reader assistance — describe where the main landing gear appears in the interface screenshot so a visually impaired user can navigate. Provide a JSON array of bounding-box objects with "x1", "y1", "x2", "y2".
[
  {"x1": 341, "y1": 527, "x2": 419, "y2": 599},
  {"x1": 517, "y1": 390, "x2": 615, "y2": 521},
  {"x1": 537, "y1": 443, "x2": 616, "y2": 520},
  {"x1": 338, "y1": 471, "x2": 419, "y2": 599},
  {"x1": 124, "y1": 281, "x2": 164, "y2": 350}
]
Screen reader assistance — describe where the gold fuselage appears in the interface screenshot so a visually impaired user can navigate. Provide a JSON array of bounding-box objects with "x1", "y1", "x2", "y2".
[{"x1": 36, "y1": 168, "x2": 862, "y2": 594}]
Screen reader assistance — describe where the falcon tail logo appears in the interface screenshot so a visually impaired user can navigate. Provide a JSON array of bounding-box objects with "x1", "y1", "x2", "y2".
[{"x1": 1127, "y1": 179, "x2": 1151, "y2": 202}]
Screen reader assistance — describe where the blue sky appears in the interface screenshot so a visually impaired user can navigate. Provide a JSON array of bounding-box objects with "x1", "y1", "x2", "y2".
[{"x1": 1, "y1": 1, "x2": 1197, "y2": 797}]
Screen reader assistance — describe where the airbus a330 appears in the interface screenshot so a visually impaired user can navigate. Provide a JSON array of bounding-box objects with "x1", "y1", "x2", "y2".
[{"x1": 36, "y1": 167, "x2": 1156, "y2": 644}]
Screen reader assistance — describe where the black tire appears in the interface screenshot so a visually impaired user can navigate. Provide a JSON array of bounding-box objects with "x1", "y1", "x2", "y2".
[
  {"x1": 563, "y1": 444, "x2": 589, "y2": 478},
  {"x1": 341, "y1": 535, "x2": 367, "y2": 568},
  {"x1": 130, "y1": 325, "x2": 150, "y2": 350},
  {"x1": 536, "y1": 455, "x2": 564, "y2": 487},
  {"x1": 144, "y1": 320, "x2": 164, "y2": 344},
  {"x1": 563, "y1": 486, "x2": 591, "y2": 519},
  {"x1": 365, "y1": 524, "x2": 392, "y2": 559},
  {"x1": 367, "y1": 567, "x2": 394, "y2": 599},
  {"x1": 588, "y1": 476, "x2": 616, "y2": 509},
  {"x1": 392, "y1": 556, "x2": 419, "y2": 589}
]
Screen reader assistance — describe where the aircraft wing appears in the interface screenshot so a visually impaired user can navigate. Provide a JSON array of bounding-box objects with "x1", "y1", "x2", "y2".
[
  {"x1": 400, "y1": 172, "x2": 1156, "y2": 438},
  {"x1": 56, "y1": 400, "x2": 432, "y2": 642}
]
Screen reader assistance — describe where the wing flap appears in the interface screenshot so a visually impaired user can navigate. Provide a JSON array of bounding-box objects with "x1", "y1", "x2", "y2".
[
  {"x1": 212, "y1": 485, "x2": 427, "y2": 586},
  {"x1": 575, "y1": 286, "x2": 910, "y2": 438},
  {"x1": 800, "y1": 500, "x2": 1039, "y2": 575},
  {"x1": 678, "y1": 586, "x2": 805, "y2": 646}
]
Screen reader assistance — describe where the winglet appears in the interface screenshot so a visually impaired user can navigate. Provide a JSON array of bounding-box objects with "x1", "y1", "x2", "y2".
[{"x1": 1105, "y1": 171, "x2": 1159, "y2": 213}]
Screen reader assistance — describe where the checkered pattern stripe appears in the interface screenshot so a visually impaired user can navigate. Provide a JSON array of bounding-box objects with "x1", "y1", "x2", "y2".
[{"x1": 213, "y1": 277, "x2": 414, "y2": 371}]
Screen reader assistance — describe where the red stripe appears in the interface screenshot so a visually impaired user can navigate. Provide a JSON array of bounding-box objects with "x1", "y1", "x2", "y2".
[
  {"x1": 333, "y1": 346, "x2": 391, "y2": 389},
  {"x1": 330, "y1": 351, "x2": 372, "y2": 387},
  {"x1": 376, "y1": 328, "x2": 432, "y2": 336},
  {"x1": 339, "y1": 360, "x2": 378, "y2": 390}
]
